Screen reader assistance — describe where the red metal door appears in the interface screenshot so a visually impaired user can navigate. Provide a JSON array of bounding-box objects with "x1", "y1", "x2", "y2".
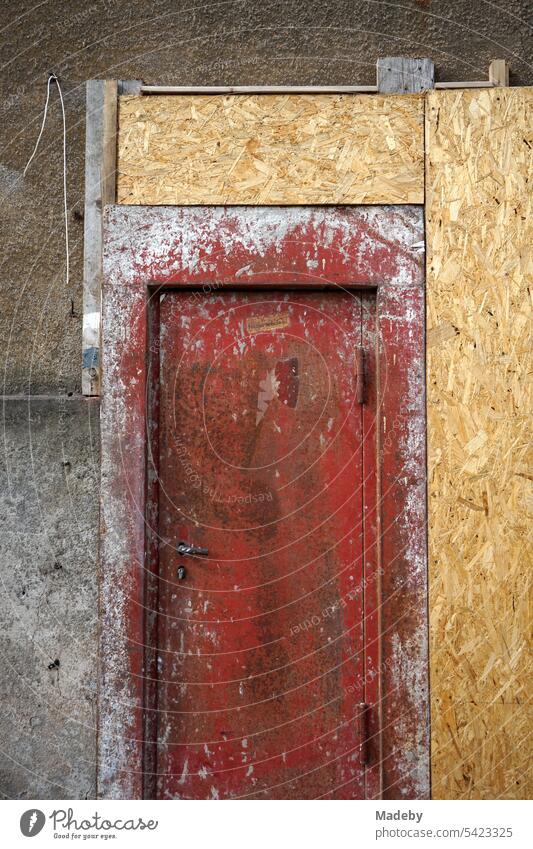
[
  {"x1": 155, "y1": 290, "x2": 375, "y2": 799},
  {"x1": 100, "y1": 205, "x2": 429, "y2": 801}
]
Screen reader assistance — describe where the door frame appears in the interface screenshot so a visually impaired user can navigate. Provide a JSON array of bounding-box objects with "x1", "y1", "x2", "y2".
[{"x1": 99, "y1": 205, "x2": 429, "y2": 800}]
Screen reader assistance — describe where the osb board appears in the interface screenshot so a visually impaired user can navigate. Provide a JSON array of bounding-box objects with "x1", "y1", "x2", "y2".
[
  {"x1": 116, "y1": 94, "x2": 424, "y2": 204},
  {"x1": 436, "y1": 703, "x2": 532, "y2": 799},
  {"x1": 426, "y1": 87, "x2": 533, "y2": 799}
]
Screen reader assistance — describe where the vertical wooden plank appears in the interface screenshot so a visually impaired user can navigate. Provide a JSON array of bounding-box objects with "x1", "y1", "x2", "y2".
[
  {"x1": 489, "y1": 59, "x2": 510, "y2": 86},
  {"x1": 377, "y1": 57, "x2": 434, "y2": 93},
  {"x1": 83, "y1": 79, "x2": 118, "y2": 396},
  {"x1": 426, "y1": 86, "x2": 533, "y2": 799}
]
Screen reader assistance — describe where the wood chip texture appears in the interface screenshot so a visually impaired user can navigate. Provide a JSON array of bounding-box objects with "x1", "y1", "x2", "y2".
[
  {"x1": 116, "y1": 94, "x2": 424, "y2": 205},
  {"x1": 426, "y1": 87, "x2": 533, "y2": 800}
]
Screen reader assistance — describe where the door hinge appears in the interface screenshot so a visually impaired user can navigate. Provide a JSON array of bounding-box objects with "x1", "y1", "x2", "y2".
[
  {"x1": 358, "y1": 702, "x2": 371, "y2": 765},
  {"x1": 356, "y1": 347, "x2": 366, "y2": 404}
]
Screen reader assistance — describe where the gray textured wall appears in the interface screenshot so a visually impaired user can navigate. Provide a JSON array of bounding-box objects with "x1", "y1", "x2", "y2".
[{"x1": 1, "y1": 0, "x2": 532, "y2": 799}]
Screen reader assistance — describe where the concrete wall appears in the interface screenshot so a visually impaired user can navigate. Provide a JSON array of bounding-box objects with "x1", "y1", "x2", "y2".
[
  {"x1": 1, "y1": 0, "x2": 532, "y2": 799},
  {"x1": 0, "y1": 399, "x2": 99, "y2": 798}
]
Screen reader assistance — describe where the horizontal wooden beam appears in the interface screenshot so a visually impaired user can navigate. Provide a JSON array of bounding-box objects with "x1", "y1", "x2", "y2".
[
  {"x1": 435, "y1": 80, "x2": 497, "y2": 89},
  {"x1": 138, "y1": 81, "x2": 499, "y2": 96},
  {"x1": 140, "y1": 84, "x2": 379, "y2": 94}
]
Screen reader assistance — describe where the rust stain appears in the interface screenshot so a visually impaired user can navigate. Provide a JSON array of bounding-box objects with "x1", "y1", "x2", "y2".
[
  {"x1": 247, "y1": 312, "x2": 290, "y2": 334},
  {"x1": 275, "y1": 357, "x2": 299, "y2": 409}
]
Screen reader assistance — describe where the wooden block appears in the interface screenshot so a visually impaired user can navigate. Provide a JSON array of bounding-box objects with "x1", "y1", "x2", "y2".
[
  {"x1": 377, "y1": 57, "x2": 435, "y2": 93},
  {"x1": 119, "y1": 79, "x2": 143, "y2": 95},
  {"x1": 489, "y1": 59, "x2": 510, "y2": 87}
]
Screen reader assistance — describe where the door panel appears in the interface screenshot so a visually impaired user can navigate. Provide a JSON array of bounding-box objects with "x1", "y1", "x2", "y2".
[{"x1": 156, "y1": 290, "x2": 376, "y2": 799}]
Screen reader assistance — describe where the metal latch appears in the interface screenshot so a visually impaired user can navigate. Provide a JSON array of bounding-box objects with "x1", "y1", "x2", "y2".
[
  {"x1": 177, "y1": 541, "x2": 209, "y2": 557},
  {"x1": 176, "y1": 541, "x2": 209, "y2": 581}
]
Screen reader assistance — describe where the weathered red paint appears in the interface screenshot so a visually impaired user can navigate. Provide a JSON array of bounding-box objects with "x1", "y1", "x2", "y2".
[
  {"x1": 157, "y1": 290, "x2": 368, "y2": 799},
  {"x1": 100, "y1": 205, "x2": 428, "y2": 800}
]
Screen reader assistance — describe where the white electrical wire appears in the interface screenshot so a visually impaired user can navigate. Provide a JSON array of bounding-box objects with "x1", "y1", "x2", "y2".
[
  {"x1": 23, "y1": 73, "x2": 69, "y2": 289},
  {"x1": 23, "y1": 74, "x2": 53, "y2": 176}
]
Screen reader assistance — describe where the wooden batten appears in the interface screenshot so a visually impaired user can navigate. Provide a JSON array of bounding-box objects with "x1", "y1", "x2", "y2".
[
  {"x1": 83, "y1": 79, "x2": 118, "y2": 396},
  {"x1": 116, "y1": 93, "x2": 425, "y2": 205},
  {"x1": 426, "y1": 86, "x2": 533, "y2": 799}
]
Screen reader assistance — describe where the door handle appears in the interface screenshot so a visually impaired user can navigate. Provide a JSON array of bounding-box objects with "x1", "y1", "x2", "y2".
[{"x1": 177, "y1": 541, "x2": 209, "y2": 557}]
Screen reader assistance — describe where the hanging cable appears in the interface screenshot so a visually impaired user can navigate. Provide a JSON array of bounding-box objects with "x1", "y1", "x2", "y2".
[{"x1": 23, "y1": 72, "x2": 69, "y2": 289}]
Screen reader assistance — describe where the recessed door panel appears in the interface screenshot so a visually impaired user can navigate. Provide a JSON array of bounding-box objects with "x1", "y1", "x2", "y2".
[{"x1": 156, "y1": 290, "x2": 376, "y2": 799}]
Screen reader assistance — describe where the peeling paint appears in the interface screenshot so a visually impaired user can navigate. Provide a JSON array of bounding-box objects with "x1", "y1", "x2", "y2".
[{"x1": 100, "y1": 205, "x2": 428, "y2": 800}]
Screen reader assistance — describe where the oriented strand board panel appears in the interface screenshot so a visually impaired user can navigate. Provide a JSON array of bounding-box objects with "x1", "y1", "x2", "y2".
[
  {"x1": 116, "y1": 94, "x2": 424, "y2": 204},
  {"x1": 426, "y1": 87, "x2": 533, "y2": 799}
]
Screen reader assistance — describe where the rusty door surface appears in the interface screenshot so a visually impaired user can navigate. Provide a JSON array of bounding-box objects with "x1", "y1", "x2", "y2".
[
  {"x1": 155, "y1": 290, "x2": 375, "y2": 799},
  {"x1": 100, "y1": 205, "x2": 429, "y2": 801}
]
